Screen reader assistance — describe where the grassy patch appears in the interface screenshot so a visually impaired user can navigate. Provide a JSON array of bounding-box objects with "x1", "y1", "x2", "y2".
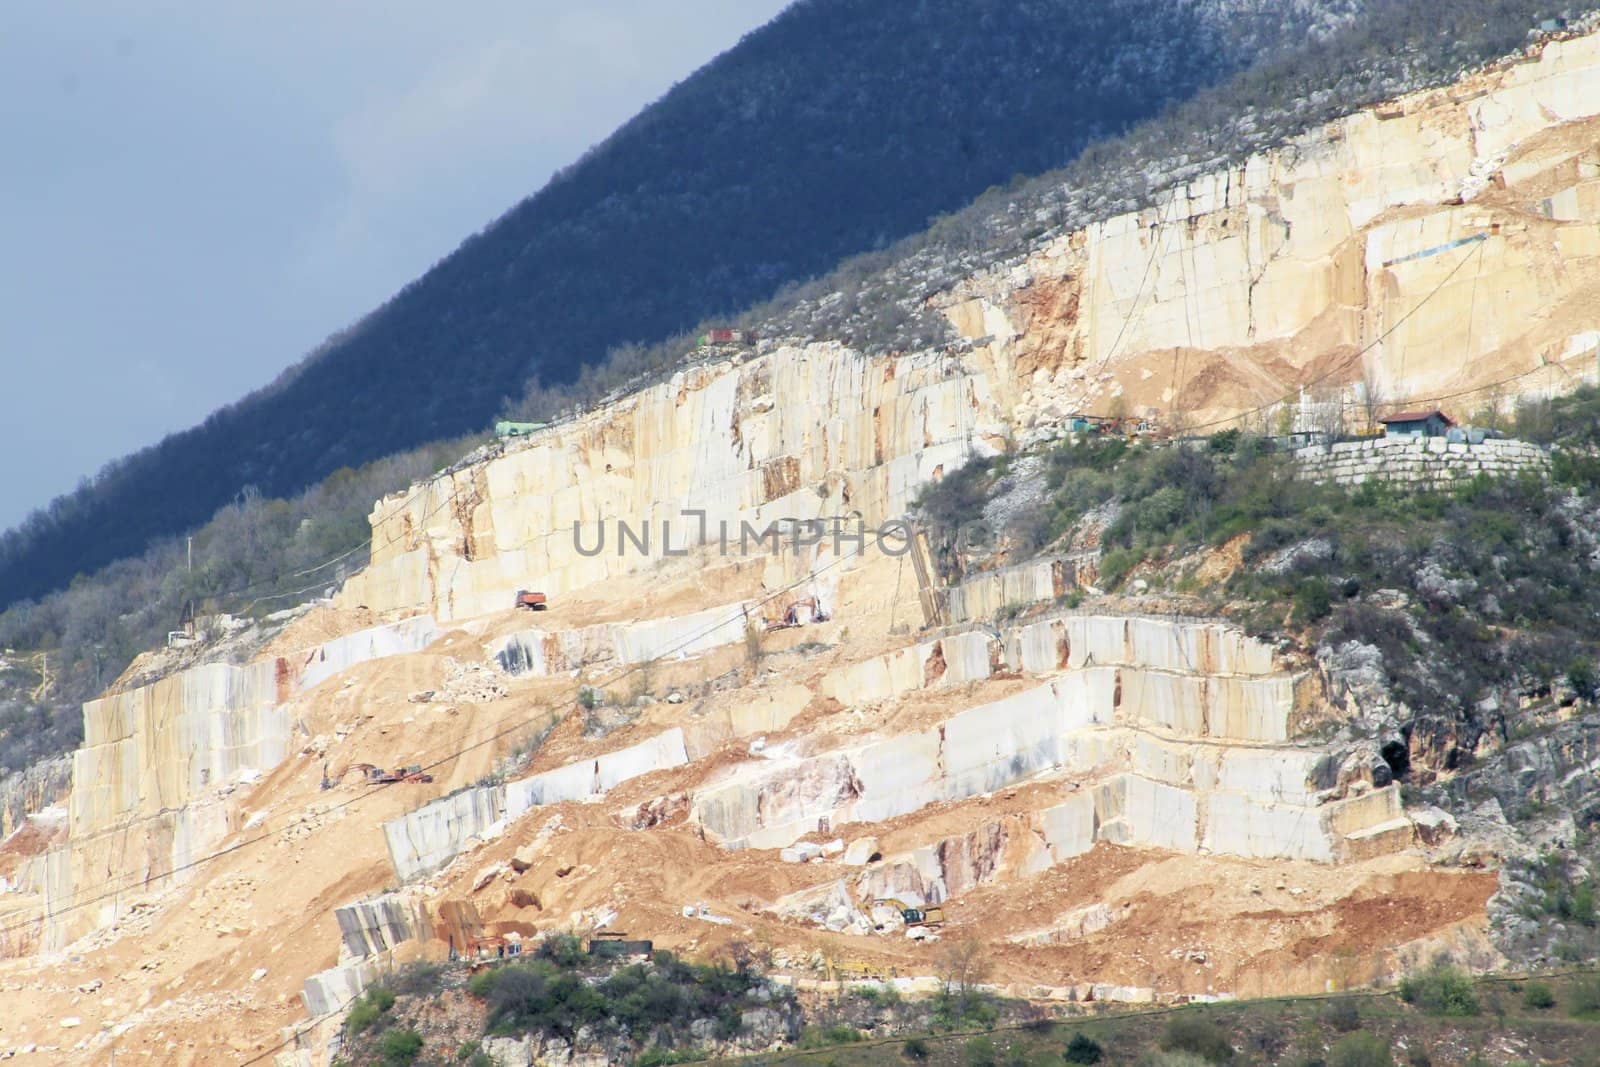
[{"x1": 701, "y1": 970, "x2": 1600, "y2": 1066}]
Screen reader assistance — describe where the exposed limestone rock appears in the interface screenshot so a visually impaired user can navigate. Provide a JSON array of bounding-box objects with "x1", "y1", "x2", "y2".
[
  {"x1": 43, "y1": 617, "x2": 441, "y2": 948},
  {"x1": 382, "y1": 729, "x2": 691, "y2": 884},
  {"x1": 301, "y1": 956, "x2": 384, "y2": 1016},
  {"x1": 937, "y1": 34, "x2": 1600, "y2": 441},
  {"x1": 949, "y1": 558, "x2": 1080, "y2": 624},
  {"x1": 494, "y1": 601, "x2": 753, "y2": 678},
  {"x1": 0, "y1": 756, "x2": 71, "y2": 839},
  {"x1": 334, "y1": 892, "x2": 429, "y2": 959},
  {"x1": 438, "y1": 658, "x2": 508, "y2": 703},
  {"x1": 384, "y1": 784, "x2": 505, "y2": 884},
  {"x1": 29, "y1": 32, "x2": 1600, "y2": 1053},
  {"x1": 692, "y1": 614, "x2": 1396, "y2": 865},
  {"x1": 842, "y1": 837, "x2": 879, "y2": 866},
  {"x1": 341, "y1": 345, "x2": 1009, "y2": 623}
]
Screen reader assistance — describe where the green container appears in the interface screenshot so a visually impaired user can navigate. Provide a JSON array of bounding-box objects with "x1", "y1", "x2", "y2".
[{"x1": 495, "y1": 421, "x2": 549, "y2": 438}]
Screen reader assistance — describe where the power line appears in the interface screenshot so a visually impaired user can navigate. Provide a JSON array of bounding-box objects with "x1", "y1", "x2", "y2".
[
  {"x1": 118, "y1": 435, "x2": 508, "y2": 629},
  {"x1": 10, "y1": 528, "x2": 881, "y2": 947},
  {"x1": 1092, "y1": 193, "x2": 1179, "y2": 381},
  {"x1": 1178, "y1": 229, "x2": 1493, "y2": 435}
]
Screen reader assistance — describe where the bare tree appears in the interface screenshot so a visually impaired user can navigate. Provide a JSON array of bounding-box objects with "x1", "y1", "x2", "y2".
[
  {"x1": 1514, "y1": 392, "x2": 1554, "y2": 440},
  {"x1": 1274, "y1": 397, "x2": 1296, "y2": 436},
  {"x1": 1359, "y1": 364, "x2": 1387, "y2": 435},
  {"x1": 743, "y1": 621, "x2": 765, "y2": 674},
  {"x1": 1481, "y1": 381, "x2": 1507, "y2": 432},
  {"x1": 1309, "y1": 384, "x2": 1348, "y2": 442},
  {"x1": 936, "y1": 936, "x2": 992, "y2": 1026},
  {"x1": 1108, "y1": 393, "x2": 1129, "y2": 433}
]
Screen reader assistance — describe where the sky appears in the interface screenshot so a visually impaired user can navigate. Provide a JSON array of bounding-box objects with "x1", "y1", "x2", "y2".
[{"x1": 0, "y1": 1, "x2": 792, "y2": 529}]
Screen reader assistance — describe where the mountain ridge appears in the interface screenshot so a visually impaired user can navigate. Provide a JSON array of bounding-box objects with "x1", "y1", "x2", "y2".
[{"x1": 0, "y1": 0, "x2": 1361, "y2": 606}]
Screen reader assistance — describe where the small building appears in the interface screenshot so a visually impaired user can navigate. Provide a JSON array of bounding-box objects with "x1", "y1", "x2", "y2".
[
  {"x1": 698, "y1": 328, "x2": 756, "y2": 346},
  {"x1": 1379, "y1": 409, "x2": 1455, "y2": 439},
  {"x1": 469, "y1": 933, "x2": 523, "y2": 961}
]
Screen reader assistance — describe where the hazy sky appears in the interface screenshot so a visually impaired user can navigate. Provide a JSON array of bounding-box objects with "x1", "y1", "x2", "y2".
[{"x1": 0, "y1": 1, "x2": 791, "y2": 529}]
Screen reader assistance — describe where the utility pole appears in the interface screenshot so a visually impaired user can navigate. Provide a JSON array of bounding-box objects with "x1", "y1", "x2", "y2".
[{"x1": 187, "y1": 536, "x2": 193, "y2": 573}]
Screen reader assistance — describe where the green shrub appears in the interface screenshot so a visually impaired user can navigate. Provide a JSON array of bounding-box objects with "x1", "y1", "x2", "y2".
[
  {"x1": 1573, "y1": 882, "x2": 1598, "y2": 927},
  {"x1": 1209, "y1": 429, "x2": 1240, "y2": 455},
  {"x1": 1522, "y1": 981, "x2": 1556, "y2": 1009},
  {"x1": 1324, "y1": 997, "x2": 1361, "y2": 1032},
  {"x1": 1566, "y1": 974, "x2": 1600, "y2": 1017},
  {"x1": 1568, "y1": 658, "x2": 1599, "y2": 701},
  {"x1": 965, "y1": 1035, "x2": 998, "y2": 1066},
  {"x1": 466, "y1": 953, "x2": 774, "y2": 1049},
  {"x1": 635, "y1": 1049, "x2": 704, "y2": 1067},
  {"x1": 1398, "y1": 965, "x2": 1479, "y2": 1017},
  {"x1": 1099, "y1": 548, "x2": 1142, "y2": 589},
  {"x1": 1140, "y1": 1053, "x2": 1214, "y2": 1067},
  {"x1": 378, "y1": 1028, "x2": 424, "y2": 1067},
  {"x1": 1065, "y1": 1031, "x2": 1105, "y2": 1064},
  {"x1": 1328, "y1": 1031, "x2": 1394, "y2": 1067},
  {"x1": 916, "y1": 456, "x2": 1001, "y2": 529},
  {"x1": 537, "y1": 930, "x2": 586, "y2": 968},
  {"x1": 1294, "y1": 578, "x2": 1333, "y2": 623},
  {"x1": 390, "y1": 962, "x2": 444, "y2": 998},
  {"x1": 801, "y1": 1025, "x2": 863, "y2": 1048},
  {"x1": 346, "y1": 986, "x2": 397, "y2": 1035},
  {"x1": 467, "y1": 968, "x2": 499, "y2": 999},
  {"x1": 1001, "y1": 1047, "x2": 1035, "y2": 1067},
  {"x1": 903, "y1": 1036, "x2": 931, "y2": 1060},
  {"x1": 1159, "y1": 1015, "x2": 1234, "y2": 1063}
]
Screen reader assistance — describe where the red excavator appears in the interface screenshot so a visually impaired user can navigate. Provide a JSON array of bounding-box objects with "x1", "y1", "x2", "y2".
[{"x1": 515, "y1": 590, "x2": 548, "y2": 611}]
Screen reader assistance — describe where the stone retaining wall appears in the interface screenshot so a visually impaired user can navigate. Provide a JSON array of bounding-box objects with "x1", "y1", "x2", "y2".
[{"x1": 1294, "y1": 436, "x2": 1550, "y2": 488}]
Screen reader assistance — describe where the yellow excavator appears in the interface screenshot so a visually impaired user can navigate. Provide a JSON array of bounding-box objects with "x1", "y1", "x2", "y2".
[
  {"x1": 873, "y1": 897, "x2": 945, "y2": 927},
  {"x1": 320, "y1": 761, "x2": 434, "y2": 789}
]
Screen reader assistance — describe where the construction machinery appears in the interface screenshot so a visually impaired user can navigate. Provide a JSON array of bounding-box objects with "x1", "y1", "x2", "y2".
[
  {"x1": 873, "y1": 897, "x2": 945, "y2": 927},
  {"x1": 823, "y1": 953, "x2": 900, "y2": 983},
  {"x1": 515, "y1": 590, "x2": 548, "y2": 611},
  {"x1": 765, "y1": 595, "x2": 827, "y2": 631},
  {"x1": 321, "y1": 762, "x2": 434, "y2": 789}
]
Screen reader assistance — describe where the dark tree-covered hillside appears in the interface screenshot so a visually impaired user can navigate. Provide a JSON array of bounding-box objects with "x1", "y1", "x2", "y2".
[{"x1": 0, "y1": 0, "x2": 1360, "y2": 606}]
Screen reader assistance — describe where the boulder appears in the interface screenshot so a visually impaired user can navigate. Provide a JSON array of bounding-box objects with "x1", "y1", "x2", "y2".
[
  {"x1": 842, "y1": 837, "x2": 880, "y2": 866},
  {"x1": 739, "y1": 1006, "x2": 792, "y2": 1048},
  {"x1": 482, "y1": 1036, "x2": 533, "y2": 1067},
  {"x1": 472, "y1": 862, "x2": 507, "y2": 893},
  {"x1": 1410, "y1": 806, "x2": 1459, "y2": 847}
]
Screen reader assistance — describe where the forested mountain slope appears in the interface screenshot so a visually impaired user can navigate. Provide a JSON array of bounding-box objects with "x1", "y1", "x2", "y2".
[{"x1": 0, "y1": 0, "x2": 1361, "y2": 605}]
